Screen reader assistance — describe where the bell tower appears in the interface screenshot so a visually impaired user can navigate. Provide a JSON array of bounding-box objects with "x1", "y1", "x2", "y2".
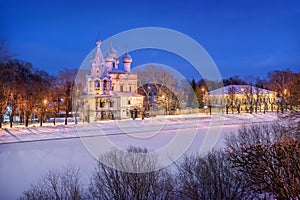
[{"x1": 91, "y1": 40, "x2": 105, "y2": 77}]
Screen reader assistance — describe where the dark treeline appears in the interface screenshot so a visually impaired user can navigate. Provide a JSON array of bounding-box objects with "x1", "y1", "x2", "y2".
[
  {"x1": 1, "y1": 40, "x2": 300, "y2": 127},
  {"x1": 0, "y1": 41, "x2": 78, "y2": 128},
  {"x1": 20, "y1": 112, "x2": 300, "y2": 200}
]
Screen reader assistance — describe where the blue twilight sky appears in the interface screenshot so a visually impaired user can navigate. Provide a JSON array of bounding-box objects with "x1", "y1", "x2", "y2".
[{"x1": 1, "y1": 0, "x2": 299, "y2": 80}]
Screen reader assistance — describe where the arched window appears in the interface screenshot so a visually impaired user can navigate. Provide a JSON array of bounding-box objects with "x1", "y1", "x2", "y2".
[
  {"x1": 100, "y1": 101, "x2": 104, "y2": 108},
  {"x1": 103, "y1": 80, "x2": 107, "y2": 90},
  {"x1": 95, "y1": 80, "x2": 100, "y2": 88}
]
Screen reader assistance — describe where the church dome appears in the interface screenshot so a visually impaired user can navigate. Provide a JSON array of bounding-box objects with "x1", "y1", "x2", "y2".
[
  {"x1": 110, "y1": 48, "x2": 118, "y2": 59},
  {"x1": 122, "y1": 52, "x2": 132, "y2": 63},
  {"x1": 104, "y1": 51, "x2": 113, "y2": 62}
]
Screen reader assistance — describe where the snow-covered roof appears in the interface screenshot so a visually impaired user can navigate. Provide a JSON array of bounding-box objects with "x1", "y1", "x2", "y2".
[{"x1": 208, "y1": 85, "x2": 275, "y2": 95}]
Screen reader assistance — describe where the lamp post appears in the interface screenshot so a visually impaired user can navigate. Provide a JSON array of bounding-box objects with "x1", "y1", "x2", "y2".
[{"x1": 201, "y1": 87, "x2": 206, "y2": 108}]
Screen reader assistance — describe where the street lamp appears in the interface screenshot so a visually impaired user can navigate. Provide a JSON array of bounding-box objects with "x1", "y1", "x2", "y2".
[{"x1": 201, "y1": 87, "x2": 206, "y2": 108}]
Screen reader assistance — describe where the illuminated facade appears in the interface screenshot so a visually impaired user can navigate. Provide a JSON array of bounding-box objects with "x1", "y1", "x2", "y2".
[
  {"x1": 82, "y1": 40, "x2": 143, "y2": 121},
  {"x1": 208, "y1": 85, "x2": 278, "y2": 113}
]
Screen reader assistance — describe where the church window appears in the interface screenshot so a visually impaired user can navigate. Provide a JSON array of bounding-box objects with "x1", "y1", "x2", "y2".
[
  {"x1": 128, "y1": 100, "x2": 131, "y2": 105},
  {"x1": 113, "y1": 62, "x2": 115, "y2": 69},
  {"x1": 103, "y1": 80, "x2": 108, "y2": 90},
  {"x1": 100, "y1": 101, "x2": 104, "y2": 108},
  {"x1": 95, "y1": 80, "x2": 100, "y2": 88},
  {"x1": 120, "y1": 85, "x2": 123, "y2": 92},
  {"x1": 110, "y1": 101, "x2": 114, "y2": 107},
  {"x1": 129, "y1": 86, "x2": 132, "y2": 92}
]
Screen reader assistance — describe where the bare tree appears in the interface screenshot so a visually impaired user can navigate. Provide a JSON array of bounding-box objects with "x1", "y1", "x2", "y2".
[
  {"x1": 0, "y1": 40, "x2": 11, "y2": 127},
  {"x1": 0, "y1": 62, "x2": 12, "y2": 128},
  {"x1": 225, "y1": 85, "x2": 237, "y2": 114},
  {"x1": 226, "y1": 122, "x2": 300, "y2": 199},
  {"x1": 58, "y1": 68, "x2": 77, "y2": 125},
  {"x1": 241, "y1": 85, "x2": 254, "y2": 114},
  {"x1": 89, "y1": 146, "x2": 174, "y2": 200},
  {"x1": 135, "y1": 68, "x2": 152, "y2": 110},
  {"x1": 286, "y1": 72, "x2": 300, "y2": 110},
  {"x1": 223, "y1": 76, "x2": 247, "y2": 86},
  {"x1": 0, "y1": 40, "x2": 12, "y2": 63},
  {"x1": 185, "y1": 79, "x2": 200, "y2": 108},
  {"x1": 175, "y1": 150, "x2": 247, "y2": 200},
  {"x1": 134, "y1": 65, "x2": 179, "y2": 112},
  {"x1": 267, "y1": 69, "x2": 293, "y2": 113},
  {"x1": 20, "y1": 166, "x2": 85, "y2": 200}
]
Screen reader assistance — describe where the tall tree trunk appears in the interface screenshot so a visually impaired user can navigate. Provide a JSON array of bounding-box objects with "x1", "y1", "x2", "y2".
[
  {"x1": 0, "y1": 115, "x2": 3, "y2": 128},
  {"x1": 74, "y1": 111, "x2": 78, "y2": 124},
  {"x1": 40, "y1": 114, "x2": 42, "y2": 126},
  {"x1": 25, "y1": 112, "x2": 29, "y2": 127},
  {"x1": 9, "y1": 114, "x2": 13, "y2": 128},
  {"x1": 65, "y1": 111, "x2": 68, "y2": 125}
]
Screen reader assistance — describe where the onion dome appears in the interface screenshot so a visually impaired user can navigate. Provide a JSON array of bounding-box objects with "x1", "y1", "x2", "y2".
[
  {"x1": 109, "y1": 46, "x2": 118, "y2": 59},
  {"x1": 104, "y1": 51, "x2": 113, "y2": 62},
  {"x1": 122, "y1": 52, "x2": 132, "y2": 63}
]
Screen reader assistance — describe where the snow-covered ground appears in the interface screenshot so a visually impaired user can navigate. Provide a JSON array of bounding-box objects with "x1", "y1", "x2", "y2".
[
  {"x1": 0, "y1": 113, "x2": 278, "y2": 200},
  {"x1": 0, "y1": 113, "x2": 278, "y2": 144}
]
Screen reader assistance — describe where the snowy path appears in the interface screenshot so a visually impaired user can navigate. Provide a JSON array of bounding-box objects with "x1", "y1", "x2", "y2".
[{"x1": 0, "y1": 113, "x2": 278, "y2": 200}]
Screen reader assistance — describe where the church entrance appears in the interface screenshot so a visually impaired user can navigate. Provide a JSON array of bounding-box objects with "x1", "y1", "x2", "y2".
[{"x1": 130, "y1": 108, "x2": 138, "y2": 119}]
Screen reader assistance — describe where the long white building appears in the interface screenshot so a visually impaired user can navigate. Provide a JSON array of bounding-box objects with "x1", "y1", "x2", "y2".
[{"x1": 207, "y1": 85, "x2": 278, "y2": 113}]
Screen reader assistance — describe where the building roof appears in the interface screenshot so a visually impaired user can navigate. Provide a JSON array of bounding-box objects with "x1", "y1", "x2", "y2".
[
  {"x1": 108, "y1": 69, "x2": 128, "y2": 73},
  {"x1": 208, "y1": 85, "x2": 275, "y2": 95}
]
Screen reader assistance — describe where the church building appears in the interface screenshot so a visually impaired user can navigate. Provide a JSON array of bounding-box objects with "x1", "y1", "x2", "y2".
[{"x1": 82, "y1": 40, "x2": 143, "y2": 121}]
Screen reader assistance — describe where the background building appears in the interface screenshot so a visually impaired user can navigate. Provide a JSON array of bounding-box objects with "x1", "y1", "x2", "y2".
[{"x1": 208, "y1": 85, "x2": 278, "y2": 114}]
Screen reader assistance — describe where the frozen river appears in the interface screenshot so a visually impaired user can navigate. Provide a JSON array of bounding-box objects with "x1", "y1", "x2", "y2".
[{"x1": 0, "y1": 113, "x2": 277, "y2": 199}]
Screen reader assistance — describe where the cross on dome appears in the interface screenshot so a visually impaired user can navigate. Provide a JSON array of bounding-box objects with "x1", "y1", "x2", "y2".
[{"x1": 96, "y1": 40, "x2": 101, "y2": 47}]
